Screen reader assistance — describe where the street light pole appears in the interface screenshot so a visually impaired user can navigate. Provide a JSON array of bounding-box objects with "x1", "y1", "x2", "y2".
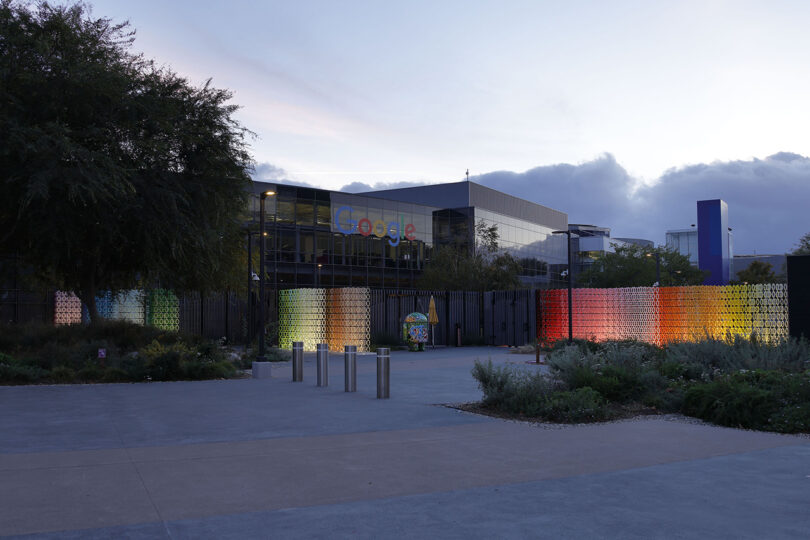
[
  {"x1": 247, "y1": 231, "x2": 252, "y2": 343},
  {"x1": 257, "y1": 190, "x2": 275, "y2": 361},
  {"x1": 552, "y1": 230, "x2": 575, "y2": 344},
  {"x1": 647, "y1": 251, "x2": 661, "y2": 286}
]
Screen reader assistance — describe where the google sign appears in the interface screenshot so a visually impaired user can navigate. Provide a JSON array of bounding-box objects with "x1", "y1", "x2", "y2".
[{"x1": 334, "y1": 206, "x2": 416, "y2": 247}]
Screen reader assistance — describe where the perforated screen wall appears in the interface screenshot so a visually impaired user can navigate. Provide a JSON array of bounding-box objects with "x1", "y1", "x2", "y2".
[
  {"x1": 278, "y1": 287, "x2": 370, "y2": 351},
  {"x1": 54, "y1": 291, "x2": 82, "y2": 325},
  {"x1": 537, "y1": 284, "x2": 788, "y2": 346},
  {"x1": 145, "y1": 289, "x2": 180, "y2": 331}
]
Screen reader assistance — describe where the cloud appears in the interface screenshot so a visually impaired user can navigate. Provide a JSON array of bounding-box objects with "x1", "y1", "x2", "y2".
[
  {"x1": 636, "y1": 153, "x2": 810, "y2": 254},
  {"x1": 251, "y1": 162, "x2": 289, "y2": 181},
  {"x1": 340, "y1": 180, "x2": 428, "y2": 193},
  {"x1": 472, "y1": 153, "x2": 809, "y2": 254},
  {"x1": 251, "y1": 162, "x2": 319, "y2": 188},
  {"x1": 474, "y1": 153, "x2": 638, "y2": 228}
]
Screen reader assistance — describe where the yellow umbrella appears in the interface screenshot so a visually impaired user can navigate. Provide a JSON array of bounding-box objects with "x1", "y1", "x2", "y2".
[{"x1": 428, "y1": 296, "x2": 439, "y2": 348}]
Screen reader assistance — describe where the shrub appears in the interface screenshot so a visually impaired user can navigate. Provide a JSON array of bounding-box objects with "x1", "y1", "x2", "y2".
[
  {"x1": 182, "y1": 359, "x2": 236, "y2": 380},
  {"x1": 547, "y1": 342, "x2": 654, "y2": 403},
  {"x1": 101, "y1": 367, "x2": 130, "y2": 383},
  {"x1": 471, "y1": 360, "x2": 516, "y2": 409},
  {"x1": 471, "y1": 359, "x2": 611, "y2": 421},
  {"x1": 0, "y1": 360, "x2": 48, "y2": 383},
  {"x1": 77, "y1": 361, "x2": 105, "y2": 382},
  {"x1": 50, "y1": 365, "x2": 76, "y2": 383},
  {"x1": 657, "y1": 360, "x2": 704, "y2": 381},
  {"x1": 683, "y1": 370, "x2": 810, "y2": 433},
  {"x1": 543, "y1": 387, "x2": 612, "y2": 423},
  {"x1": 666, "y1": 336, "x2": 810, "y2": 378},
  {"x1": 140, "y1": 340, "x2": 193, "y2": 381}
]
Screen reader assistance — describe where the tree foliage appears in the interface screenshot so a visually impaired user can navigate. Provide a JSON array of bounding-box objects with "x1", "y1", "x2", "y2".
[
  {"x1": 417, "y1": 221, "x2": 522, "y2": 291},
  {"x1": 0, "y1": 1, "x2": 252, "y2": 322},
  {"x1": 791, "y1": 232, "x2": 810, "y2": 255},
  {"x1": 575, "y1": 244, "x2": 706, "y2": 288},
  {"x1": 731, "y1": 261, "x2": 781, "y2": 285}
]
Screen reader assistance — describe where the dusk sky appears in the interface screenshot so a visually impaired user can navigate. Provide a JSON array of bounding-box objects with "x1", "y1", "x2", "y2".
[{"x1": 88, "y1": 0, "x2": 809, "y2": 254}]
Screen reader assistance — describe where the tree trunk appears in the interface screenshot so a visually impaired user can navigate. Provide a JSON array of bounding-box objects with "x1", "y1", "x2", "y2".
[{"x1": 78, "y1": 274, "x2": 101, "y2": 325}]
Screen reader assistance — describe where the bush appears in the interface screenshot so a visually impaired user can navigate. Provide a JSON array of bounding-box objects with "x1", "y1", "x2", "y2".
[
  {"x1": 77, "y1": 361, "x2": 105, "y2": 382},
  {"x1": 140, "y1": 340, "x2": 193, "y2": 381},
  {"x1": 0, "y1": 322, "x2": 239, "y2": 384},
  {"x1": 101, "y1": 367, "x2": 130, "y2": 383},
  {"x1": 544, "y1": 387, "x2": 612, "y2": 423},
  {"x1": 50, "y1": 365, "x2": 76, "y2": 383},
  {"x1": 471, "y1": 360, "x2": 610, "y2": 421},
  {"x1": 666, "y1": 336, "x2": 810, "y2": 378},
  {"x1": 471, "y1": 360, "x2": 516, "y2": 409},
  {"x1": 474, "y1": 337, "x2": 810, "y2": 433},
  {"x1": 182, "y1": 359, "x2": 236, "y2": 380},
  {"x1": 547, "y1": 342, "x2": 657, "y2": 404},
  {"x1": 0, "y1": 358, "x2": 48, "y2": 383},
  {"x1": 683, "y1": 370, "x2": 810, "y2": 433}
]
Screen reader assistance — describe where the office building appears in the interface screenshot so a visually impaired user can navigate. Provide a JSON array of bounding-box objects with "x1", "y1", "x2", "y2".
[{"x1": 249, "y1": 180, "x2": 569, "y2": 289}]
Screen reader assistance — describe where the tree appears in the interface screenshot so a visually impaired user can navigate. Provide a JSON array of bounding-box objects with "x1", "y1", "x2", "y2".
[
  {"x1": 0, "y1": 2, "x2": 252, "y2": 323},
  {"x1": 790, "y1": 232, "x2": 810, "y2": 255},
  {"x1": 417, "y1": 221, "x2": 522, "y2": 291},
  {"x1": 575, "y1": 244, "x2": 706, "y2": 288},
  {"x1": 731, "y1": 261, "x2": 780, "y2": 285}
]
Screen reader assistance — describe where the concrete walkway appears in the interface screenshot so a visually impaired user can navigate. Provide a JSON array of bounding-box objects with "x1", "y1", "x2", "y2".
[{"x1": 1, "y1": 347, "x2": 808, "y2": 539}]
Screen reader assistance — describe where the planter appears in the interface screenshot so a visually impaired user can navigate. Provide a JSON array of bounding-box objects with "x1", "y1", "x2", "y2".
[{"x1": 252, "y1": 361, "x2": 272, "y2": 379}]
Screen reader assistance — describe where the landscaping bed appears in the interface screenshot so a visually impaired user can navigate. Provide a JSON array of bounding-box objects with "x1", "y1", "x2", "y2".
[
  {"x1": 0, "y1": 322, "x2": 245, "y2": 384},
  {"x1": 471, "y1": 336, "x2": 810, "y2": 433}
]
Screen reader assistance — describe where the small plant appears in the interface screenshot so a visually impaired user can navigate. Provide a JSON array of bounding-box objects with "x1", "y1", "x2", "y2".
[{"x1": 543, "y1": 387, "x2": 612, "y2": 423}]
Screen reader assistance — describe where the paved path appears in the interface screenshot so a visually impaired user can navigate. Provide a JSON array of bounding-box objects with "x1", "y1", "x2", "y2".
[{"x1": 1, "y1": 347, "x2": 808, "y2": 539}]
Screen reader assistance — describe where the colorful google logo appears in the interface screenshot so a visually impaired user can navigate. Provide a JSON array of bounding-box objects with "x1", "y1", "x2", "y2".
[{"x1": 334, "y1": 206, "x2": 416, "y2": 247}]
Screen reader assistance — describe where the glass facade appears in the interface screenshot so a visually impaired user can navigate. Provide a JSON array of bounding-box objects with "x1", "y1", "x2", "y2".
[
  {"x1": 666, "y1": 229, "x2": 699, "y2": 265},
  {"x1": 250, "y1": 182, "x2": 568, "y2": 289},
  {"x1": 473, "y1": 208, "x2": 567, "y2": 287}
]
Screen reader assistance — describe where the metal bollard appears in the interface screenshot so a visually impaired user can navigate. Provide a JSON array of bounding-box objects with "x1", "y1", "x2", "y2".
[
  {"x1": 292, "y1": 341, "x2": 303, "y2": 382},
  {"x1": 316, "y1": 343, "x2": 329, "y2": 387},
  {"x1": 376, "y1": 347, "x2": 390, "y2": 399},
  {"x1": 344, "y1": 345, "x2": 357, "y2": 392}
]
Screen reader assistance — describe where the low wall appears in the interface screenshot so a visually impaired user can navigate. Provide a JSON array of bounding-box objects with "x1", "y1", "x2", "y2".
[{"x1": 537, "y1": 284, "x2": 788, "y2": 345}]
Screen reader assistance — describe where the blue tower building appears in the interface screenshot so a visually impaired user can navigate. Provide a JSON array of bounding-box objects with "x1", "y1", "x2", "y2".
[{"x1": 697, "y1": 199, "x2": 730, "y2": 285}]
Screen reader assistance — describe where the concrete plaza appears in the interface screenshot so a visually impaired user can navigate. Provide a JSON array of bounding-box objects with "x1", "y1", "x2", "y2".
[{"x1": 1, "y1": 347, "x2": 808, "y2": 539}]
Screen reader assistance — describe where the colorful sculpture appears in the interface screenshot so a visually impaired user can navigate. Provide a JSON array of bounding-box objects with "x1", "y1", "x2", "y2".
[{"x1": 403, "y1": 312, "x2": 429, "y2": 351}]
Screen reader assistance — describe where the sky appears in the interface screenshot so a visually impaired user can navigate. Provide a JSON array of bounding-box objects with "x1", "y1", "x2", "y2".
[{"x1": 88, "y1": 0, "x2": 810, "y2": 254}]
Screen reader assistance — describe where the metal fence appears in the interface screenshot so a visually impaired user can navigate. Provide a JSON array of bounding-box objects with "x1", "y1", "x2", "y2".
[
  {"x1": 369, "y1": 289, "x2": 536, "y2": 347},
  {"x1": 0, "y1": 287, "x2": 539, "y2": 347}
]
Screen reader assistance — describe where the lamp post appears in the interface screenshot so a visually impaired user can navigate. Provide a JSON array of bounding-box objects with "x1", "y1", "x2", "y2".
[
  {"x1": 245, "y1": 230, "x2": 263, "y2": 344},
  {"x1": 646, "y1": 251, "x2": 661, "y2": 286},
  {"x1": 257, "y1": 190, "x2": 275, "y2": 361},
  {"x1": 552, "y1": 230, "x2": 576, "y2": 344}
]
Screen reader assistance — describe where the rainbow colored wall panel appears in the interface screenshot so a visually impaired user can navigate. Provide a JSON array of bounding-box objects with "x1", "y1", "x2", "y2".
[
  {"x1": 537, "y1": 284, "x2": 788, "y2": 346},
  {"x1": 278, "y1": 287, "x2": 370, "y2": 351},
  {"x1": 83, "y1": 290, "x2": 146, "y2": 324},
  {"x1": 326, "y1": 288, "x2": 370, "y2": 351},
  {"x1": 54, "y1": 291, "x2": 83, "y2": 325},
  {"x1": 145, "y1": 289, "x2": 180, "y2": 331},
  {"x1": 55, "y1": 289, "x2": 178, "y2": 330}
]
